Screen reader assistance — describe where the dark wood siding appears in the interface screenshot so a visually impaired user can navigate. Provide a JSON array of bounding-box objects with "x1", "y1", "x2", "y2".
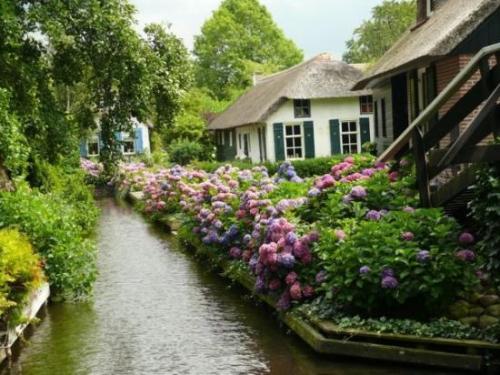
[{"x1": 391, "y1": 73, "x2": 409, "y2": 140}]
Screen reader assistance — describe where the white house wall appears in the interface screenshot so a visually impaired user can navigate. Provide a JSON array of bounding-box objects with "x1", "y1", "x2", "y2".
[
  {"x1": 265, "y1": 98, "x2": 374, "y2": 163},
  {"x1": 235, "y1": 125, "x2": 263, "y2": 162}
]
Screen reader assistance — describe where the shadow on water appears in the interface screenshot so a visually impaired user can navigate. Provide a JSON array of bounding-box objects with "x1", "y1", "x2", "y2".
[{"x1": 1, "y1": 199, "x2": 470, "y2": 375}]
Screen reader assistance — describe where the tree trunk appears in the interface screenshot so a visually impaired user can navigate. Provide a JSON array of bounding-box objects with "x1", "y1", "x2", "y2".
[{"x1": 0, "y1": 160, "x2": 13, "y2": 191}]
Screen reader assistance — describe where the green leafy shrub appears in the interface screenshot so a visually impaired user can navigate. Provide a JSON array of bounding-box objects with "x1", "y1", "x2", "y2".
[
  {"x1": 0, "y1": 228, "x2": 43, "y2": 323},
  {"x1": 0, "y1": 89, "x2": 30, "y2": 177},
  {"x1": 0, "y1": 183, "x2": 97, "y2": 299},
  {"x1": 316, "y1": 209, "x2": 478, "y2": 318},
  {"x1": 168, "y1": 138, "x2": 206, "y2": 165},
  {"x1": 469, "y1": 164, "x2": 500, "y2": 281}
]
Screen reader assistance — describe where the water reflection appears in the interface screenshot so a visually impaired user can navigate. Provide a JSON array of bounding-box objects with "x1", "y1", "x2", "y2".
[{"x1": 2, "y1": 199, "x2": 468, "y2": 375}]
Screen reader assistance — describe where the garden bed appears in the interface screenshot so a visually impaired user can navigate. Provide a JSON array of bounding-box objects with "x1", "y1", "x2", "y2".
[
  {"x1": 126, "y1": 191, "x2": 500, "y2": 372},
  {"x1": 0, "y1": 282, "x2": 50, "y2": 365}
]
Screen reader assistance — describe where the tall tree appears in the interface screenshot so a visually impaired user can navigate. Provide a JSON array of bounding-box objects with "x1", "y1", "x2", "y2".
[
  {"x1": 193, "y1": 0, "x2": 303, "y2": 99},
  {"x1": 343, "y1": 0, "x2": 416, "y2": 64},
  {"x1": 143, "y1": 23, "x2": 193, "y2": 149},
  {"x1": 36, "y1": 1, "x2": 153, "y2": 175}
]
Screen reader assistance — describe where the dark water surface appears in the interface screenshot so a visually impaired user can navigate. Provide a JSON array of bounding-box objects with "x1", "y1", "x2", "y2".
[{"x1": 2, "y1": 199, "x2": 468, "y2": 375}]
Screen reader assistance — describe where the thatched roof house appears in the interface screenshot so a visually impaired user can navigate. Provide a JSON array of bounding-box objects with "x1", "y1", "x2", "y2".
[
  {"x1": 209, "y1": 54, "x2": 375, "y2": 163},
  {"x1": 352, "y1": 0, "x2": 500, "y2": 154},
  {"x1": 209, "y1": 53, "x2": 371, "y2": 130},
  {"x1": 354, "y1": 0, "x2": 500, "y2": 90}
]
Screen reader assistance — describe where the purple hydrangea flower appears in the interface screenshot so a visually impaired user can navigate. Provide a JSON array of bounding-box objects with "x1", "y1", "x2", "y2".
[
  {"x1": 366, "y1": 210, "x2": 382, "y2": 221},
  {"x1": 359, "y1": 266, "x2": 371, "y2": 275},
  {"x1": 315, "y1": 270, "x2": 327, "y2": 284},
  {"x1": 308, "y1": 187, "x2": 321, "y2": 197},
  {"x1": 381, "y1": 268, "x2": 395, "y2": 278},
  {"x1": 229, "y1": 247, "x2": 242, "y2": 259},
  {"x1": 401, "y1": 231, "x2": 415, "y2": 241},
  {"x1": 350, "y1": 186, "x2": 367, "y2": 199},
  {"x1": 458, "y1": 232, "x2": 475, "y2": 245},
  {"x1": 255, "y1": 276, "x2": 267, "y2": 293},
  {"x1": 276, "y1": 291, "x2": 291, "y2": 311},
  {"x1": 456, "y1": 249, "x2": 476, "y2": 262},
  {"x1": 285, "y1": 231, "x2": 298, "y2": 245},
  {"x1": 403, "y1": 206, "x2": 415, "y2": 214},
  {"x1": 278, "y1": 253, "x2": 296, "y2": 269},
  {"x1": 416, "y1": 250, "x2": 431, "y2": 263},
  {"x1": 381, "y1": 276, "x2": 399, "y2": 289}
]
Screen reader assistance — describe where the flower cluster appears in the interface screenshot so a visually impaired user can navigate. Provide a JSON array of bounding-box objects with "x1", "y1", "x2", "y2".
[
  {"x1": 80, "y1": 158, "x2": 103, "y2": 178},
  {"x1": 275, "y1": 162, "x2": 303, "y2": 183}
]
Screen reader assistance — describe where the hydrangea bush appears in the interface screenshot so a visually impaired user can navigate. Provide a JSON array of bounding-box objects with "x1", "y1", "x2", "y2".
[{"x1": 99, "y1": 155, "x2": 483, "y2": 322}]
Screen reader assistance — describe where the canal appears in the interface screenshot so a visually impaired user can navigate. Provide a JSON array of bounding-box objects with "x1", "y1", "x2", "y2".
[{"x1": 2, "y1": 199, "x2": 468, "y2": 374}]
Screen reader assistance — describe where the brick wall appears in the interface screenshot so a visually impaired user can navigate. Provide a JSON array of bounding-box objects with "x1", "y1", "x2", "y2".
[{"x1": 434, "y1": 54, "x2": 497, "y2": 148}]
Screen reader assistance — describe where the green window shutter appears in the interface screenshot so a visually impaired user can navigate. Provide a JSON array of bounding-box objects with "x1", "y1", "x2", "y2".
[
  {"x1": 329, "y1": 119, "x2": 341, "y2": 155},
  {"x1": 303, "y1": 121, "x2": 315, "y2": 159},
  {"x1": 360, "y1": 117, "x2": 371, "y2": 145},
  {"x1": 273, "y1": 123, "x2": 285, "y2": 161}
]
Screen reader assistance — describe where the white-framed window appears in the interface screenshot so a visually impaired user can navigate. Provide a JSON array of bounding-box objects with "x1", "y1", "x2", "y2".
[
  {"x1": 293, "y1": 99, "x2": 311, "y2": 118},
  {"x1": 341, "y1": 121, "x2": 359, "y2": 154},
  {"x1": 87, "y1": 137, "x2": 99, "y2": 156},
  {"x1": 284, "y1": 123, "x2": 303, "y2": 159},
  {"x1": 123, "y1": 137, "x2": 135, "y2": 155}
]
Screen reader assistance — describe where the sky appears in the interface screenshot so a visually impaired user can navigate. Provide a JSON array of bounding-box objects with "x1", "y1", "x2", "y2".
[{"x1": 130, "y1": 0, "x2": 383, "y2": 59}]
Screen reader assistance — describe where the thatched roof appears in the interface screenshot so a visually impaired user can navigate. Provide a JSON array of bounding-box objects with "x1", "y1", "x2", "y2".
[
  {"x1": 208, "y1": 53, "x2": 371, "y2": 130},
  {"x1": 354, "y1": 0, "x2": 500, "y2": 90}
]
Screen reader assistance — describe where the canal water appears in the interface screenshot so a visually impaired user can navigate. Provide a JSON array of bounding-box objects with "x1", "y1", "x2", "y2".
[{"x1": 2, "y1": 199, "x2": 468, "y2": 375}]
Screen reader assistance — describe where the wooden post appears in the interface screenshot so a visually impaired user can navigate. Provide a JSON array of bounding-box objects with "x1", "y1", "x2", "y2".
[{"x1": 412, "y1": 127, "x2": 431, "y2": 207}]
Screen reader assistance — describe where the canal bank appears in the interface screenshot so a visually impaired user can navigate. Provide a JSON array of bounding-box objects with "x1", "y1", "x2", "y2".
[{"x1": 1, "y1": 199, "x2": 472, "y2": 374}]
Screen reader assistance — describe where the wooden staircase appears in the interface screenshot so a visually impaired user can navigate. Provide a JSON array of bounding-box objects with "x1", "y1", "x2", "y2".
[{"x1": 378, "y1": 43, "x2": 500, "y2": 212}]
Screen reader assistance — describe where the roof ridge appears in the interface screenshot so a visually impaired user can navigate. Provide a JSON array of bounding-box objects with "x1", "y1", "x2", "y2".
[{"x1": 256, "y1": 53, "x2": 335, "y2": 84}]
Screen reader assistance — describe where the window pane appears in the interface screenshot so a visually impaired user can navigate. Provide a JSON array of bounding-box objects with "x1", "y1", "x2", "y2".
[
  {"x1": 89, "y1": 142, "x2": 99, "y2": 155},
  {"x1": 124, "y1": 141, "x2": 134, "y2": 153},
  {"x1": 350, "y1": 122, "x2": 357, "y2": 131},
  {"x1": 294, "y1": 125, "x2": 301, "y2": 134},
  {"x1": 352, "y1": 145, "x2": 358, "y2": 153},
  {"x1": 287, "y1": 148, "x2": 294, "y2": 157},
  {"x1": 286, "y1": 138, "x2": 294, "y2": 147},
  {"x1": 350, "y1": 134, "x2": 357, "y2": 143},
  {"x1": 296, "y1": 149, "x2": 302, "y2": 158},
  {"x1": 342, "y1": 135, "x2": 349, "y2": 143},
  {"x1": 343, "y1": 146, "x2": 350, "y2": 154},
  {"x1": 286, "y1": 126, "x2": 293, "y2": 135},
  {"x1": 295, "y1": 138, "x2": 302, "y2": 147},
  {"x1": 342, "y1": 122, "x2": 348, "y2": 132}
]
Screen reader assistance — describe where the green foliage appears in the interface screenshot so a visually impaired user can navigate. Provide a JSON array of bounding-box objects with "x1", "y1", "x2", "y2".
[
  {"x1": 0, "y1": 182, "x2": 98, "y2": 299},
  {"x1": 0, "y1": 89, "x2": 30, "y2": 177},
  {"x1": 469, "y1": 164, "x2": 500, "y2": 281},
  {"x1": 144, "y1": 23, "x2": 193, "y2": 144},
  {"x1": 299, "y1": 302, "x2": 499, "y2": 343},
  {"x1": 343, "y1": 0, "x2": 416, "y2": 63},
  {"x1": 168, "y1": 139, "x2": 206, "y2": 165},
  {"x1": 0, "y1": 228, "x2": 43, "y2": 322},
  {"x1": 174, "y1": 88, "x2": 233, "y2": 140},
  {"x1": 317, "y1": 210, "x2": 477, "y2": 318},
  {"x1": 192, "y1": 155, "x2": 376, "y2": 178},
  {"x1": 193, "y1": 0, "x2": 303, "y2": 98}
]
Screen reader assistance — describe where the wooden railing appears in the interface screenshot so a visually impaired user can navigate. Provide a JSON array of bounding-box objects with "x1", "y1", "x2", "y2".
[{"x1": 378, "y1": 43, "x2": 500, "y2": 208}]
